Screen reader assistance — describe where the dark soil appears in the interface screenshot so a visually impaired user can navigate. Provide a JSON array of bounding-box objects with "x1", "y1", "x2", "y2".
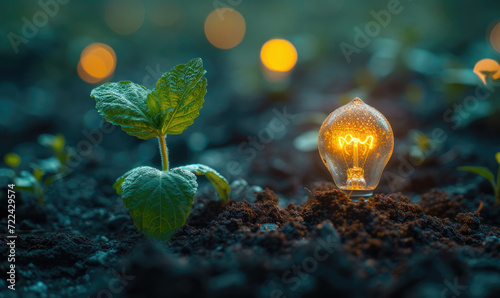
[{"x1": 2, "y1": 177, "x2": 500, "y2": 297}]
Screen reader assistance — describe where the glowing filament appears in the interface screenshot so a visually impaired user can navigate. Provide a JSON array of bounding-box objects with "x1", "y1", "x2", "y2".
[{"x1": 338, "y1": 135, "x2": 374, "y2": 168}]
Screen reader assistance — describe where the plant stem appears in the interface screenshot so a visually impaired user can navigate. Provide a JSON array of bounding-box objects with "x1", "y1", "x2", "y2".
[{"x1": 158, "y1": 135, "x2": 169, "y2": 171}]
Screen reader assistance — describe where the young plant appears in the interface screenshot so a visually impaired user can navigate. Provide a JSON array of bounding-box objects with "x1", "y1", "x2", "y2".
[
  {"x1": 38, "y1": 133, "x2": 73, "y2": 174},
  {"x1": 12, "y1": 167, "x2": 54, "y2": 204},
  {"x1": 1, "y1": 156, "x2": 54, "y2": 204},
  {"x1": 90, "y1": 58, "x2": 230, "y2": 241},
  {"x1": 0, "y1": 135, "x2": 72, "y2": 204},
  {"x1": 458, "y1": 152, "x2": 500, "y2": 205}
]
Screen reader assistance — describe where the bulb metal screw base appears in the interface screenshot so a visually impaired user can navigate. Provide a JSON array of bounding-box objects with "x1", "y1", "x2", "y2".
[{"x1": 342, "y1": 190, "x2": 373, "y2": 201}]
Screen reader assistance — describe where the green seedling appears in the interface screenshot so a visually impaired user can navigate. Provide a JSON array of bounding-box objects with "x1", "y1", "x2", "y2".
[
  {"x1": 0, "y1": 135, "x2": 72, "y2": 204},
  {"x1": 38, "y1": 133, "x2": 73, "y2": 173},
  {"x1": 91, "y1": 58, "x2": 230, "y2": 241},
  {"x1": 1, "y1": 153, "x2": 55, "y2": 204},
  {"x1": 13, "y1": 167, "x2": 55, "y2": 204},
  {"x1": 406, "y1": 129, "x2": 441, "y2": 165},
  {"x1": 458, "y1": 152, "x2": 500, "y2": 205}
]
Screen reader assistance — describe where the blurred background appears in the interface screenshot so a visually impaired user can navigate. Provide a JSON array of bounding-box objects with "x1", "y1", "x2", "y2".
[{"x1": 1, "y1": 0, "x2": 500, "y2": 201}]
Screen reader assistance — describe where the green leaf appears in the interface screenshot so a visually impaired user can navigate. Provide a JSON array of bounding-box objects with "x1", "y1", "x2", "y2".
[
  {"x1": 37, "y1": 157, "x2": 61, "y2": 173},
  {"x1": 120, "y1": 166, "x2": 198, "y2": 241},
  {"x1": 155, "y1": 58, "x2": 207, "y2": 135},
  {"x1": 13, "y1": 171, "x2": 37, "y2": 192},
  {"x1": 458, "y1": 166, "x2": 496, "y2": 190},
  {"x1": 44, "y1": 175, "x2": 56, "y2": 188},
  {"x1": 91, "y1": 81, "x2": 159, "y2": 140},
  {"x1": 4, "y1": 153, "x2": 21, "y2": 168},
  {"x1": 38, "y1": 134, "x2": 65, "y2": 152},
  {"x1": 33, "y1": 168, "x2": 44, "y2": 182},
  {"x1": 496, "y1": 152, "x2": 500, "y2": 164},
  {"x1": 113, "y1": 167, "x2": 137, "y2": 195},
  {"x1": 175, "y1": 164, "x2": 230, "y2": 201},
  {"x1": 146, "y1": 91, "x2": 162, "y2": 127}
]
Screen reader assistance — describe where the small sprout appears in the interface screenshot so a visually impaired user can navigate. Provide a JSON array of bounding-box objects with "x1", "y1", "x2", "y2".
[
  {"x1": 38, "y1": 133, "x2": 65, "y2": 152},
  {"x1": 38, "y1": 134, "x2": 72, "y2": 173},
  {"x1": 91, "y1": 58, "x2": 231, "y2": 241},
  {"x1": 13, "y1": 167, "x2": 54, "y2": 204},
  {"x1": 409, "y1": 130, "x2": 432, "y2": 152},
  {"x1": 33, "y1": 167, "x2": 44, "y2": 182},
  {"x1": 458, "y1": 152, "x2": 500, "y2": 205},
  {"x1": 406, "y1": 130, "x2": 440, "y2": 165},
  {"x1": 1, "y1": 134, "x2": 71, "y2": 204}
]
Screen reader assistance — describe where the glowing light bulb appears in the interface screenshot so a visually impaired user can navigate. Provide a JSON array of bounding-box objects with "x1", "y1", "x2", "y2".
[{"x1": 318, "y1": 98, "x2": 394, "y2": 197}]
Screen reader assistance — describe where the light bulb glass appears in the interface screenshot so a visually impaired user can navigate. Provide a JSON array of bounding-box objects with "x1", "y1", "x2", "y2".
[{"x1": 318, "y1": 97, "x2": 394, "y2": 197}]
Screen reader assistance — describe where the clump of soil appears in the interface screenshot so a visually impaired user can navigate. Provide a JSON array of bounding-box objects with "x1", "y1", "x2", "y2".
[{"x1": 420, "y1": 189, "x2": 464, "y2": 218}]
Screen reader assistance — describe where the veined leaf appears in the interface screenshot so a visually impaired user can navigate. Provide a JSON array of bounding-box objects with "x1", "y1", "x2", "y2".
[
  {"x1": 146, "y1": 91, "x2": 162, "y2": 127},
  {"x1": 13, "y1": 171, "x2": 37, "y2": 192},
  {"x1": 120, "y1": 166, "x2": 198, "y2": 241},
  {"x1": 458, "y1": 166, "x2": 496, "y2": 190},
  {"x1": 155, "y1": 58, "x2": 207, "y2": 135},
  {"x1": 91, "y1": 81, "x2": 159, "y2": 140},
  {"x1": 175, "y1": 164, "x2": 230, "y2": 201},
  {"x1": 113, "y1": 167, "x2": 140, "y2": 195}
]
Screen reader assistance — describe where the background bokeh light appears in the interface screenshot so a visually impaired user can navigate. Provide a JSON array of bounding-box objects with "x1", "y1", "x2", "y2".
[
  {"x1": 489, "y1": 21, "x2": 500, "y2": 54},
  {"x1": 473, "y1": 58, "x2": 500, "y2": 85},
  {"x1": 204, "y1": 8, "x2": 246, "y2": 50},
  {"x1": 78, "y1": 43, "x2": 116, "y2": 84},
  {"x1": 105, "y1": 0, "x2": 145, "y2": 35},
  {"x1": 260, "y1": 39, "x2": 298, "y2": 72},
  {"x1": 149, "y1": 1, "x2": 182, "y2": 27}
]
